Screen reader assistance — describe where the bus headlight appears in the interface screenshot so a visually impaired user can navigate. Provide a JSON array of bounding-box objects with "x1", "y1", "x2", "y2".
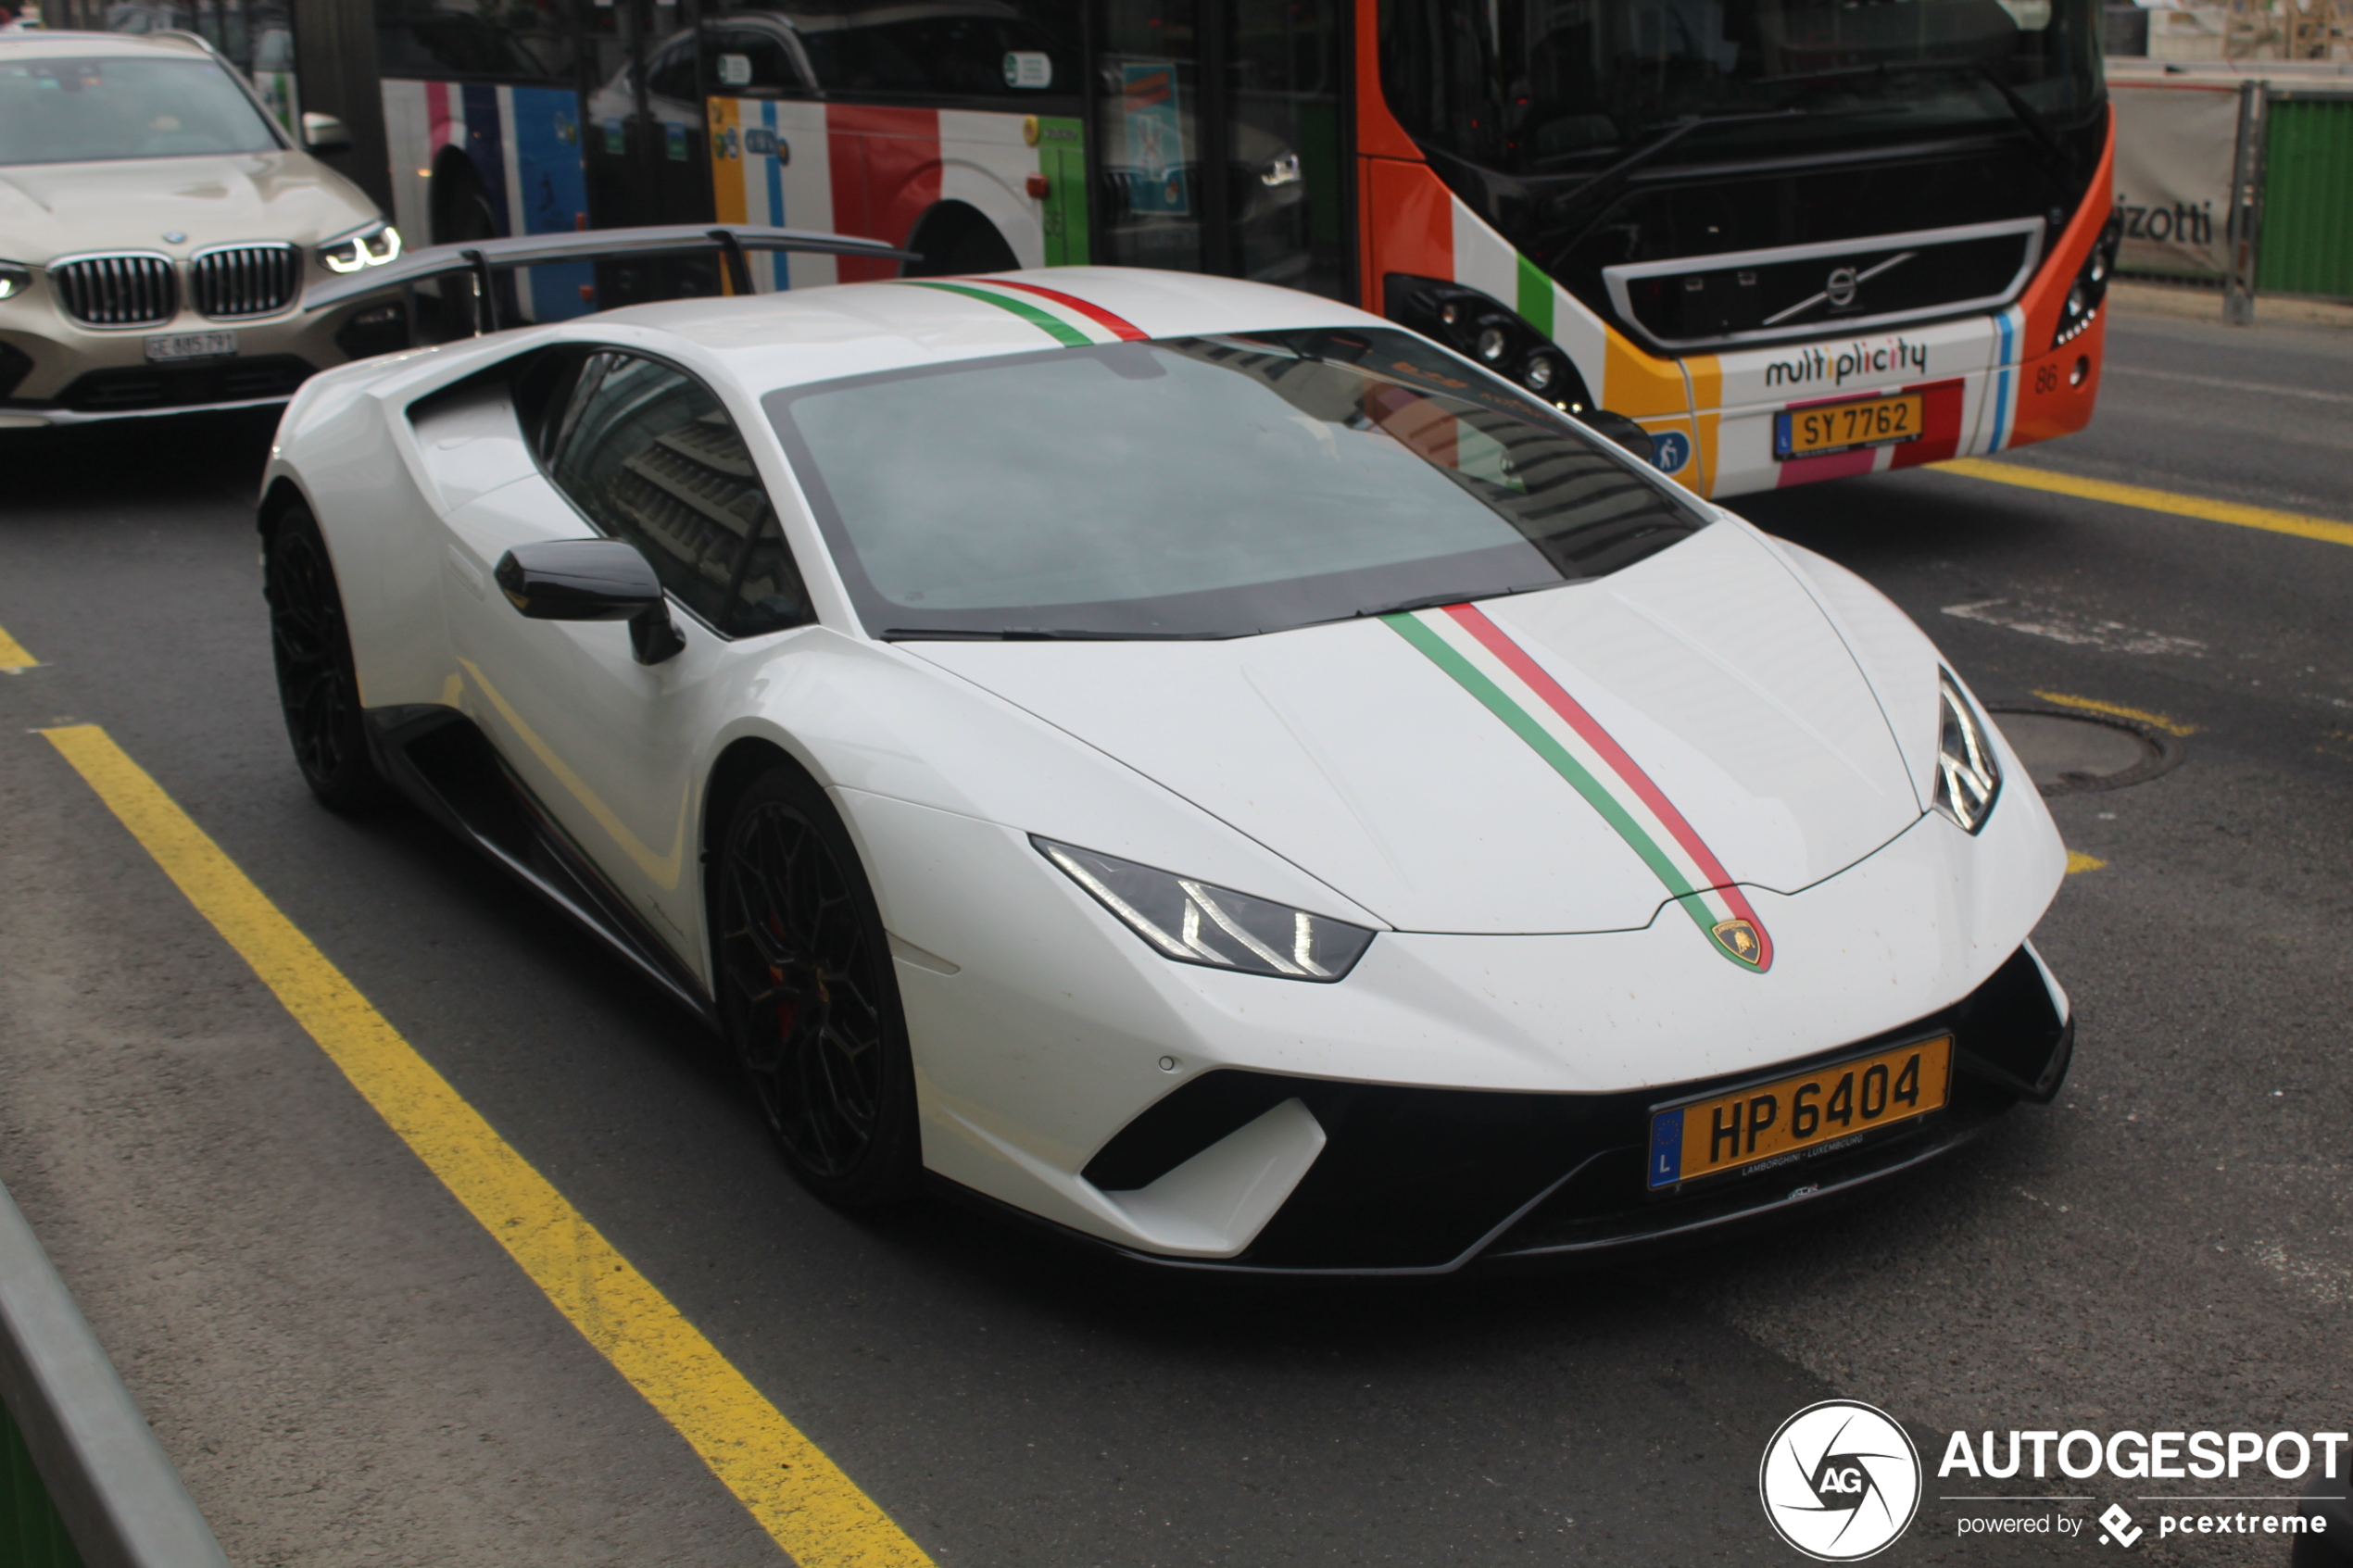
[
  {"x1": 320, "y1": 220, "x2": 403, "y2": 275},
  {"x1": 1383, "y1": 274, "x2": 1598, "y2": 414},
  {"x1": 2051, "y1": 215, "x2": 2120, "y2": 350}
]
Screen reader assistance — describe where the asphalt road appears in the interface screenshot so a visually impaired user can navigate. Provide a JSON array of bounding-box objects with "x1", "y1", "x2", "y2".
[{"x1": 1, "y1": 301, "x2": 2347, "y2": 1568}]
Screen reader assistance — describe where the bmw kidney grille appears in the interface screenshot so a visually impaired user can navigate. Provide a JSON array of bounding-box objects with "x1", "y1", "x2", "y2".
[
  {"x1": 49, "y1": 253, "x2": 179, "y2": 327},
  {"x1": 191, "y1": 244, "x2": 303, "y2": 320}
]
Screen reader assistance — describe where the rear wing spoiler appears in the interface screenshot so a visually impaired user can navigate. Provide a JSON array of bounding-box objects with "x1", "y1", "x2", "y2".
[{"x1": 304, "y1": 224, "x2": 920, "y2": 334}]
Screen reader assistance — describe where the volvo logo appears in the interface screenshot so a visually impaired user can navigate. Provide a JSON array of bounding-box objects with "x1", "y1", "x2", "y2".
[{"x1": 1765, "y1": 250, "x2": 1917, "y2": 328}]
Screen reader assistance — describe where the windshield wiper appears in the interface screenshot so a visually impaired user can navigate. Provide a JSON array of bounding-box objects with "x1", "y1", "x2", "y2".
[
  {"x1": 1546, "y1": 109, "x2": 1804, "y2": 227},
  {"x1": 1755, "y1": 61, "x2": 2071, "y2": 176},
  {"x1": 1346, "y1": 580, "x2": 1565, "y2": 622}
]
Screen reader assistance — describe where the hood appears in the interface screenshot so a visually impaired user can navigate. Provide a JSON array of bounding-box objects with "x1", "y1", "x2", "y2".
[
  {"x1": 910, "y1": 522, "x2": 1925, "y2": 935},
  {"x1": 0, "y1": 152, "x2": 380, "y2": 261}
]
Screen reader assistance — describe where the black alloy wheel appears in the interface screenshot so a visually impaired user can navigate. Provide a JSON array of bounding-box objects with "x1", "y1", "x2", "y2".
[
  {"x1": 715, "y1": 764, "x2": 919, "y2": 1208},
  {"x1": 264, "y1": 502, "x2": 390, "y2": 811}
]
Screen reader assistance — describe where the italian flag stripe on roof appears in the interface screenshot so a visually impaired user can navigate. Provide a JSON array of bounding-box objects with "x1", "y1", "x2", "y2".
[
  {"x1": 889, "y1": 279, "x2": 1143, "y2": 346},
  {"x1": 1384, "y1": 603, "x2": 1773, "y2": 972}
]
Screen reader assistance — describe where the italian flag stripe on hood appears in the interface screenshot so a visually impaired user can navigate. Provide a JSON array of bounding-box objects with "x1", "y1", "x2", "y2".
[{"x1": 1384, "y1": 602, "x2": 1774, "y2": 971}]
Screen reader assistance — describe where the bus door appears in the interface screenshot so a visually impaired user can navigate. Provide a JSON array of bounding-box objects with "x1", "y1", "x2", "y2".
[{"x1": 1093, "y1": 0, "x2": 1349, "y2": 300}]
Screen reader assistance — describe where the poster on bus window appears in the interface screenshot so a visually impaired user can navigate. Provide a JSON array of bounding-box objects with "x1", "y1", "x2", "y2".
[
  {"x1": 2111, "y1": 81, "x2": 2237, "y2": 280},
  {"x1": 1119, "y1": 58, "x2": 1189, "y2": 217}
]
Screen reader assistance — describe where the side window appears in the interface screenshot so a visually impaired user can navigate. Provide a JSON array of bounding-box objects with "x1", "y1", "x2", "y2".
[
  {"x1": 644, "y1": 38, "x2": 699, "y2": 102},
  {"x1": 544, "y1": 352, "x2": 813, "y2": 637},
  {"x1": 714, "y1": 29, "x2": 806, "y2": 94}
]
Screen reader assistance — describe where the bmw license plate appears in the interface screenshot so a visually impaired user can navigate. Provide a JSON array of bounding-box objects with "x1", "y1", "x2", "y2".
[
  {"x1": 1774, "y1": 392, "x2": 1924, "y2": 459},
  {"x1": 1646, "y1": 1035, "x2": 1953, "y2": 1189},
  {"x1": 145, "y1": 332, "x2": 238, "y2": 363}
]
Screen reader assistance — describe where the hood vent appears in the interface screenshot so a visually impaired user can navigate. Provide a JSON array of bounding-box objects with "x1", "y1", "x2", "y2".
[
  {"x1": 49, "y1": 253, "x2": 177, "y2": 327},
  {"x1": 192, "y1": 244, "x2": 302, "y2": 320}
]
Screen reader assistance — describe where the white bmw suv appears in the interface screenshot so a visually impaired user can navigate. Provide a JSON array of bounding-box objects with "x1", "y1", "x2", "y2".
[{"x1": 0, "y1": 30, "x2": 409, "y2": 427}]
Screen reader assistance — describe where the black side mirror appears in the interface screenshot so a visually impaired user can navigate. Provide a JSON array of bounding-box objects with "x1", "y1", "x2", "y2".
[
  {"x1": 1580, "y1": 409, "x2": 1657, "y2": 465},
  {"x1": 494, "y1": 540, "x2": 686, "y2": 665}
]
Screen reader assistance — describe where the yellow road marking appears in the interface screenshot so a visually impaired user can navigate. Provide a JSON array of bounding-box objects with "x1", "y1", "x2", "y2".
[
  {"x1": 0, "y1": 623, "x2": 38, "y2": 671},
  {"x1": 1934, "y1": 458, "x2": 2353, "y2": 549},
  {"x1": 2067, "y1": 851, "x2": 2108, "y2": 874},
  {"x1": 38, "y1": 724, "x2": 933, "y2": 1568},
  {"x1": 2032, "y1": 690, "x2": 2200, "y2": 737}
]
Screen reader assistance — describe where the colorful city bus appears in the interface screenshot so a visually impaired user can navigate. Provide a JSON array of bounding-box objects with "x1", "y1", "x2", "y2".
[{"x1": 58, "y1": 0, "x2": 2117, "y2": 498}]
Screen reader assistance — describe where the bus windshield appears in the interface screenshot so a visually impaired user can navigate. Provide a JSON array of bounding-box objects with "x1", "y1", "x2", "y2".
[{"x1": 1380, "y1": 0, "x2": 2103, "y2": 180}]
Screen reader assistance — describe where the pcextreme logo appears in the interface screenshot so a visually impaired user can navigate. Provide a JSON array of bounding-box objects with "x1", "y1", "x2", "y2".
[{"x1": 1759, "y1": 1400, "x2": 1924, "y2": 1561}]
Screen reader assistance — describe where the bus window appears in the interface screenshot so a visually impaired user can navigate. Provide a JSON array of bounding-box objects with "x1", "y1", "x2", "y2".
[
  {"x1": 374, "y1": 0, "x2": 574, "y2": 83},
  {"x1": 709, "y1": 27, "x2": 804, "y2": 94},
  {"x1": 1097, "y1": 0, "x2": 1206, "y2": 273},
  {"x1": 1228, "y1": 0, "x2": 1343, "y2": 298},
  {"x1": 751, "y1": 1, "x2": 1078, "y2": 101}
]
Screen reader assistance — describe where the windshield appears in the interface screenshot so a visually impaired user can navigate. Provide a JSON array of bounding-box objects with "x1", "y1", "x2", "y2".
[
  {"x1": 764, "y1": 327, "x2": 1707, "y2": 640},
  {"x1": 0, "y1": 56, "x2": 281, "y2": 166},
  {"x1": 1379, "y1": 0, "x2": 2102, "y2": 180}
]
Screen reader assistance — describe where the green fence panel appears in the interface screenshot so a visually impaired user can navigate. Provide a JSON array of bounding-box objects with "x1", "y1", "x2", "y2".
[
  {"x1": 2258, "y1": 97, "x2": 2353, "y2": 299},
  {"x1": 2, "y1": 1395, "x2": 87, "y2": 1568}
]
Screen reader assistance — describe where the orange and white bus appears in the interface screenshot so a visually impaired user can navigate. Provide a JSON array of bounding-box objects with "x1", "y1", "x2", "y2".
[{"x1": 64, "y1": 0, "x2": 2120, "y2": 497}]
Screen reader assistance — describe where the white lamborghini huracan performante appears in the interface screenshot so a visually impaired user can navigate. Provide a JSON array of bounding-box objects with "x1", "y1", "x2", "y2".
[{"x1": 260, "y1": 264, "x2": 2074, "y2": 1273}]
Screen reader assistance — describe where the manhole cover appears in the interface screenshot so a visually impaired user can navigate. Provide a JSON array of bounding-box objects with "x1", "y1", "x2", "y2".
[{"x1": 1988, "y1": 708, "x2": 2183, "y2": 796}]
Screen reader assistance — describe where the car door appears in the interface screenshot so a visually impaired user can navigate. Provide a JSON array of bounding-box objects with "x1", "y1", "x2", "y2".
[{"x1": 436, "y1": 348, "x2": 816, "y2": 970}]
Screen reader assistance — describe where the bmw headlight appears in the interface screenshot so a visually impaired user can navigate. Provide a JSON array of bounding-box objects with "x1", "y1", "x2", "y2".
[
  {"x1": 1932, "y1": 671, "x2": 2002, "y2": 834},
  {"x1": 1035, "y1": 837, "x2": 1374, "y2": 981},
  {"x1": 319, "y1": 220, "x2": 403, "y2": 275},
  {"x1": 0, "y1": 262, "x2": 31, "y2": 301}
]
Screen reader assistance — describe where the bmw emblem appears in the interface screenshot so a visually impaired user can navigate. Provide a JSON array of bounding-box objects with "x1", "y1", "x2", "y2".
[{"x1": 162, "y1": 231, "x2": 187, "y2": 245}]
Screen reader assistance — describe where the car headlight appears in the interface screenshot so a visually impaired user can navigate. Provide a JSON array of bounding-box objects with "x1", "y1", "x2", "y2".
[
  {"x1": 1035, "y1": 836, "x2": 1374, "y2": 982},
  {"x1": 1932, "y1": 670, "x2": 2002, "y2": 834},
  {"x1": 319, "y1": 221, "x2": 402, "y2": 274},
  {"x1": 0, "y1": 262, "x2": 30, "y2": 301}
]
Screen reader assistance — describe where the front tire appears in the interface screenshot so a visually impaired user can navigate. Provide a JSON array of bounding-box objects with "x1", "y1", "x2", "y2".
[
  {"x1": 264, "y1": 501, "x2": 391, "y2": 811},
  {"x1": 714, "y1": 763, "x2": 920, "y2": 1208}
]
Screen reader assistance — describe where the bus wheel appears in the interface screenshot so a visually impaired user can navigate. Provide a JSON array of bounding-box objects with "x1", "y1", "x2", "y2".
[{"x1": 904, "y1": 202, "x2": 1017, "y2": 277}]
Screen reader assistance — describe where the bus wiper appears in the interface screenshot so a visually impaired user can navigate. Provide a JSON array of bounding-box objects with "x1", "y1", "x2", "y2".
[
  {"x1": 1755, "y1": 61, "x2": 2071, "y2": 176},
  {"x1": 1549, "y1": 109, "x2": 1804, "y2": 225}
]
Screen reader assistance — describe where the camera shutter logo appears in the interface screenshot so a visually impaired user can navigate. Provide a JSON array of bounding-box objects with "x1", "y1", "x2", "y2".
[{"x1": 1758, "y1": 1400, "x2": 1922, "y2": 1561}]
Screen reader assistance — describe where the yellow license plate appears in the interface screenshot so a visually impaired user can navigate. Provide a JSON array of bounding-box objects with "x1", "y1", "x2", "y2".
[
  {"x1": 1647, "y1": 1035, "x2": 1953, "y2": 1189},
  {"x1": 1775, "y1": 393, "x2": 1925, "y2": 458}
]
